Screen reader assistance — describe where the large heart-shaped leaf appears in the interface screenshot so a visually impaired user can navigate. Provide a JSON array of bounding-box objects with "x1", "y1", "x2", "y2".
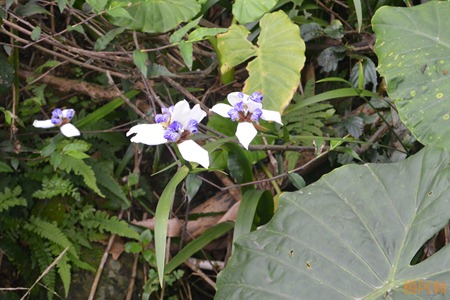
[
  {"x1": 216, "y1": 145, "x2": 450, "y2": 299},
  {"x1": 373, "y1": 2, "x2": 450, "y2": 150},
  {"x1": 232, "y1": 0, "x2": 277, "y2": 24},
  {"x1": 217, "y1": 11, "x2": 305, "y2": 113},
  {"x1": 106, "y1": 0, "x2": 201, "y2": 33}
]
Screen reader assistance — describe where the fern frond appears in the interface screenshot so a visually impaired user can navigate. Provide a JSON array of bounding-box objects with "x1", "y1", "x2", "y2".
[
  {"x1": 0, "y1": 186, "x2": 27, "y2": 213},
  {"x1": 50, "y1": 152, "x2": 104, "y2": 197},
  {"x1": 81, "y1": 210, "x2": 139, "y2": 240},
  {"x1": 28, "y1": 238, "x2": 56, "y2": 300},
  {"x1": 284, "y1": 102, "x2": 334, "y2": 137},
  {"x1": 56, "y1": 251, "x2": 71, "y2": 297},
  {"x1": 92, "y1": 161, "x2": 130, "y2": 208},
  {"x1": 25, "y1": 216, "x2": 78, "y2": 258},
  {"x1": 33, "y1": 176, "x2": 81, "y2": 201}
]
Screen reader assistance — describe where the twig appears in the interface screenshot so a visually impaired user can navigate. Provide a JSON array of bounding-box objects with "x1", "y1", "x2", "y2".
[
  {"x1": 161, "y1": 76, "x2": 209, "y2": 112},
  {"x1": 125, "y1": 253, "x2": 140, "y2": 300},
  {"x1": 88, "y1": 211, "x2": 123, "y2": 300},
  {"x1": 105, "y1": 71, "x2": 152, "y2": 123},
  {"x1": 20, "y1": 247, "x2": 70, "y2": 300},
  {"x1": 184, "y1": 259, "x2": 216, "y2": 289}
]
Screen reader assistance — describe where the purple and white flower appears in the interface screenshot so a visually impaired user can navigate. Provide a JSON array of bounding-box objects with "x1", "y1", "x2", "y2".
[
  {"x1": 126, "y1": 100, "x2": 209, "y2": 168},
  {"x1": 210, "y1": 92, "x2": 282, "y2": 149},
  {"x1": 33, "y1": 108, "x2": 80, "y2": 137}
]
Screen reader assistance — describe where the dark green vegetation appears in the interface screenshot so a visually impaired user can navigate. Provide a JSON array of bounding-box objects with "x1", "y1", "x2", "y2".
[{"x1": 1, "y1": 0, "x2": 448, "y2": 299}]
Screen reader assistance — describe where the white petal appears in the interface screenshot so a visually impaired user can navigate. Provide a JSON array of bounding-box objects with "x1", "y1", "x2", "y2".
[
  {"x1": 245, "y1": 100, "x2": 262, "y2": 113},
  {"x1": 60, "y1": 123, "x2": 81, "y2": 137},
  {"x1": 210, "y1": 103, "x2": 233, "y2": 118},
  {"x1": 227, "y1": 92, "x2": 249, "y2": 106},
  {"x1": 178, "y1": 140, "x2": 209, "y2": 168},
  {"x1": 171, "y1": 100, "x2": 191, "y2": 127},
  {"x1": 62, "y1": 109, "x2": 75, "y2": 119},
  {"x1": 261, "y1": 109, "x2": 283, "y2": 125},
  {"x1": 189, "y1": 104, "x2": 207, "y2": 123},
  {"x1": 235, "y1": 122, "x2": 257, "y2": 150},
  {"x1": 126, "y1": 124, "x2": 167, "y2": 145},
  {"x1": 33, "y1": 119, "x2": 56, "y2": 129}
]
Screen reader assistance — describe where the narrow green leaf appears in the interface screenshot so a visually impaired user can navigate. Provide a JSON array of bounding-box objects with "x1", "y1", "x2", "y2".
[
  {"x1": 288, "y1": 173, "x2": 305, "y2": 189},
  {"x1": 0, "y1": 161, "x2": 13, "y2": 173},
  {"x1": 186, "y1": 174, "x2": 202, "y2": 202},
  {"x1": 164, "y1": 222, "x2": 234, "y2": 274},
  {"x1": 233, "y1": 190, "x2": 272, "y2": 244},
  {"x1": 187, "y1": 27, "x2": 228, "y2": 42},
  {"x1": 15, "y1": 3, "x2": 51, "y2": 17},
  {"x1": 31, "y1": 26, "x2": 41, "y2": 41},
  {"x1": 223, "y1": 143, "x2": 255, "y2": 193},
  {"x1": 133, "y1": 49, "x2": 148, "y2": 76},
  {"x1": 178, "y1": 41, "x2": 193, "y2": 70},
  {"x1": 352, "y1": 0, "x2": 362, "y2": 32},
  {"x1": 155, "y1": 166, "x2": 189, "y2": 286},
  {"x1": 94, "y1": 27, "x2": 126, "y2": 51},
  {"x1": 169, "y1": 16, "x2": 201, "y2": 44},
  {"x1": 75, "y1": 90, "x2": 139, "y2": 128}
]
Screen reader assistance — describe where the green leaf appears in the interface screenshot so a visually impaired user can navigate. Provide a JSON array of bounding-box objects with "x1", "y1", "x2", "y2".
[
  {"x1": 169, "y1": 16, "x2": 201, "y2": 44},
  {"x1": 125, "y1": 241, "x2": 142, "y2": 254},
  {"x1": 178, "y1": 40, "x2": 193, "y2": 71},
  {"x1": 351, "y1": 0, "x2": 362, "y2": 32},
  {"x1": 287, "y1": 172, "x2": 305, "y2": 189},
  {"x1": 106, "y1": 6, "x2": 133, "y2": 20},
  {"x1": 232, "y1": 0, "x2": 277, "y2": 24},
  {"x1": 373, "y1": 1, "x2": 450, "y2": 150},
  {"x1": 187, "y1": 27, "x2": 228, "y2": 42},
  {"x1": 185, "y1": 174, "x2": 202, "y2": 202},
  {"x1": 31, "y1": 26, "x2": 41, "y2": 41},
  {"x1": 86, "y1": 0, "x2": 108, "y2": 12},
  {"x1": 217, "y1": 24, "x2": 257, "y2": 74},
  {"x1": 164, "y1": 222, "x2": 233, "y2": 274},
  {"x1": 244, "y1": 11, "x2": 306, "y2": 113},
  {"x1": 216, "y1": 145, "x2": 450, "y2": 299},
  {"x1": 317, "y1": 46, "x2": 347, "y2": 72},
  {"x1": 233, "y1": 190, "x2": 272, "y2": 244},
  {"x1": 15, "y1": 2, "x2": 51, "y2": 17},
  {"x1": 107, "y1": 0, "x2": 201, "y2": 33},
  {"x1": 0, "y1": 161, "x2": 13, "y2": 173},
  {"x1": 155, "y1": 166, "x2": 189, "y2": 286},
  {"x1": 94, "y1": 27, "x2": 126, "y2": 51},
  {"x1": 57, "y1": 0, "x2": 68, "y2": 12},
  {"x1": 133, "y1": 49, "x2": 149, "y2": 76}
]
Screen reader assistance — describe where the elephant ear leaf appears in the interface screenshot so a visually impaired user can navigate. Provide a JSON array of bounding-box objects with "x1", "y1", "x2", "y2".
[
  {"x1": 216, "y1": 145, "x2": 450, "y2": 299},
  {"x1": 217, "y1": 11, "x2": 305, "y2": 113},
  {"x1": 373, "y1": 1, "x2": 450, "y2": 150}
]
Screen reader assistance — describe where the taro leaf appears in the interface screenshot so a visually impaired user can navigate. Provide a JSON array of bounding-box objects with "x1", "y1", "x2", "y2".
[
  {"x1": 107, "y1": 0, "x2": 201, "y2": 33},
  {"x1": 373, "y1": 1, "x2": 450, "y2": 150},
  {"x1": 216, "y1": 145, "x2": 450, "y2": 299},
  {"x1": 232, "y1": 0, "x2": 277, "y2": 24},
  {"x1": 245, "y1": 11, "x2": 305, "y2": 113}
]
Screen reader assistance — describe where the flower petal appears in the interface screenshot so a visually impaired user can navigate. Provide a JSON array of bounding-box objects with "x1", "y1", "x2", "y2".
[
  {"x1": 126, "y1": 124, "x2": 167, "y2": 145},
  {"x1": 210, "y1": 103, "x2": 233, "y2": 118},
  {"x1": 245, "y1": 100, "x2": 263, "y2": 113},
  {"x1": 60, "y1": 123, "x2": 81, "y2": 137},
  {"x1": 178, "y1": 140, "x2": 210, "y2": 168},
  {"x1": 171, "y1": 100, "x2": 191, "y2": 128},
  {"x1": 227, "y1": 92, "x2": 248, "y2": 106},
  {"x1": 235, "y1": 122, "x2": 257, "y2": 150},
  {"x1": 62, "y1": 109, "x2": 75, "y2": 120},
  {"x1": 261, "y1": 109, "x2": 283, "y2": 125},
  {"x1": 33, "y1": 119, "x2": 56, "y2": 129},
  {"x1": 189, "y1": 104, "x2": 207, "y2": 123}
]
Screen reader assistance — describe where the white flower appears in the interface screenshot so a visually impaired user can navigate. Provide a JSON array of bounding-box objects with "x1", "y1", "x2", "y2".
[
  {"x1": 210, "y1": 91, "x2": 282, "y2": 149},
  {"x1": 33, "y1": 108, "x2": 80, "y2": 137},
  {"x1": 126, "y1": 100, "x2": 209, "y2": 168}
]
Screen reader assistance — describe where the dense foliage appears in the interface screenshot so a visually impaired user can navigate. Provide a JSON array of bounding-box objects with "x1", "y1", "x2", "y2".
[{"x1": 1, "y1": 0, "x2": 448, "y2": 299}]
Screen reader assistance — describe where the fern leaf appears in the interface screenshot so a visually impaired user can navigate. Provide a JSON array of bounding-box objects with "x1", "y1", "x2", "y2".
[
  {"x1": 25, "y1": 216, "x2": 78, "y2": 258},
  {"x1": 51, "y1": 153, "x2": 104, "y2": 197},
  {"x1": 0, "y1": 186, "x2": 27, "y2": 212},
  {"x1": 81, "y1": 210, "x2": 139, "y2": 240},
  {"x1": 28, "y1": 238, "x2": 56, "y2": 300},
  {"x1": 92, "y1": 161, "x2": 131, "y2": 208},
  {"x1": 56, "y1": 252, "x2": 71, "y2": 297},
  {"x1": 284, "y1": 102, "x2": 334, "y2": 137},
  {"x1": 33, "y1": 176, "x2": 81, "y2": 201}
]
